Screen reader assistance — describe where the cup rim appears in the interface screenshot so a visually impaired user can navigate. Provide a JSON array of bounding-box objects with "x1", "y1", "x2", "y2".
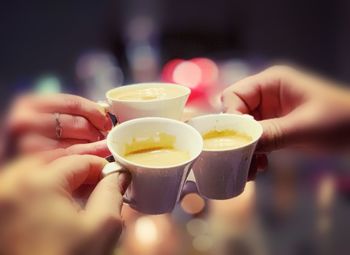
[
  {"x1": 107, "y1": 117, "x2": 203, "y2": 169},
  {"x1": 187, "y1": 113, "x2": 263, "y2": 152},
  {"x1": 105, "y1": 82, "x2": 191, "y2": 103}
]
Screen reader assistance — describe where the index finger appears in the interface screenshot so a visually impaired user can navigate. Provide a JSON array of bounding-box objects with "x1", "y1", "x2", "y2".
[
  {"x1": 221, "y1": 74, "x2": 262, "y2": 114},
  {"x1": 33, "y1": 140, "x2": 110, "y2": 164},
  {"x1": 66, "y1": 140, "x2": 111, "y2": 158},
  {"x1": 47, "y1": 155, "x2": 108, "y2": 192},
  {"x1": 29, "y1": 94, "x2": 112, "y2": 131},
  {"x1": 221, "y1": 66, "x2": 300, "y2": 119}
]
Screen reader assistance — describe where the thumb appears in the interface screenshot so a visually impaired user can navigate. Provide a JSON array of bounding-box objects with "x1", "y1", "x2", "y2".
[
  {"x1": 82, "y1": 172, "x2": 131, "y2": 254},
  {"x1": 86, "y1": 171, "x2": 131, "y2": 217},
  {"x1": 257, "y1": 115, "x2": 298, "y2": 152},
  {"x1": 257, "y1": 102, "x2": 320, "y2": 152},
  {"x1": 79, "y1": 172, "x2": 131, "y2": 255}
]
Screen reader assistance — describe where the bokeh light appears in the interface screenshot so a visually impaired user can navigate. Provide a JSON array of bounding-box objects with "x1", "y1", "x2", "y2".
[
  {"x1": 173, "y1": 61, "x2": 202, "y2": 88},
  {"x1": 162, "y1": 57, "x2": 219, "y2": 89},
  {"x1": 34, "y1": 75, "x2": 61, "y2": 94},
  {"x1": 134, "y1": 216, "x2": 159, "y2": 246},
  {"x1": 76, "y1": 51, "x2": 123, "y2": 100},
  {"x1": 186, "y1": 219, "x2": 209, "y2": 237},
  {"x1": 192, "y1": 57, "x2": 219, "y2": 84},
  {"x1": 181, "y1": 193, "x2": 205, "y2": 215},
  {"x1": 192, "y1": 234, "x2": 213, "y2": 252}
]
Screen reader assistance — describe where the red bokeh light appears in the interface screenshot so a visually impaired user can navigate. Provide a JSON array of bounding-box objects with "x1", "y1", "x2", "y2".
[
  {"x1": 161, "y1": 59, "x2": 183, "y2": 83},
  {"x1": 191, "y1": 58, "x2": 219, "y2": 85},
  {"x1": 161, "y1": 57, "x2": 219, "y2": 103},
  {"x1": 172, "y1": 61, "x2": 202, "y2": 88}
]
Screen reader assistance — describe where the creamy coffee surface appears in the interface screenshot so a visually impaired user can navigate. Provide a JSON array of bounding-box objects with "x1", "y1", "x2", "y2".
[
  {"x1": 110, "y1": 86, "x2": 181, "y2": 101},
  {"x1": 203, "y1": 129, "x2": 252, "y2": 150},
  {"x1": 124, "y1": 148, "x2": 190, "y2": 167},
  {"x1": 119, "y1": 132, "x2": 190, "y2": 167}
]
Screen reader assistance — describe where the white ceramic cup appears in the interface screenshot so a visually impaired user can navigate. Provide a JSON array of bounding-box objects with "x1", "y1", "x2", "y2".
[
  {"x1": 187, "y1": 114, "x2": 263, "y2": 199},
  {"x1": 101, "y1": 117, "x2": 203, "y2": 214},
  {"x1": 99, "y1": 83, "x2": 190, "y2": 123}
]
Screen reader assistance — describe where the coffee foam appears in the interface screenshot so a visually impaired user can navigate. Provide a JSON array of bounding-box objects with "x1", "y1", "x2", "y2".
[
  {"x1": 202, "y1": 129, "x2": 252, "y2": 150},
  {"x1": 110, "y1": 86, "x2": 181, "y2": 101},
  {"x1": 123, "y1": 132, "x2": 176, "y2": 155}
]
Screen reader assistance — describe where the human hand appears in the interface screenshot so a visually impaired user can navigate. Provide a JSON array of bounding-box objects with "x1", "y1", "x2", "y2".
[
  {"x1": 222, "y1": 66, "x2": 350, "y2": 178},
  {"x1": 7, "y1": 93, "x2": 112, "y2": 154},
  {"x1": 0, "y1": 154, "x2": 131, "y2": 255}
]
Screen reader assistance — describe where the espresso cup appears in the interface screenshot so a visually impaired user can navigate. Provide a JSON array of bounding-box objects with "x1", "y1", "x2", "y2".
[
  {"x1": 99, "y1": 83, "x2": 190, "y2": 123},
  {"x1": 187, "y1": 114, "x2": 263, "y2": 199},
  {"x1": 101, "y1": 117, "x2": 203, "y2": 214}
]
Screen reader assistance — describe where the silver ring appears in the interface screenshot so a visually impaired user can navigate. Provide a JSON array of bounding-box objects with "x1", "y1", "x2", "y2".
[{"x1": 54, "y1": 113, "x2": 63, "y2": 139}]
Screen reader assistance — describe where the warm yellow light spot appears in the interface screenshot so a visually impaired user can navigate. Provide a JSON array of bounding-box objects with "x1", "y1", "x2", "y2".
[{"x1": 181, "y1": 193, "x2": 205, "y2": 215}]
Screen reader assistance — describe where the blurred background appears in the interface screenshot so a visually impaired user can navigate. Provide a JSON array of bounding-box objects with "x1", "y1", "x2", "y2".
[{"x1": 1, "y1": 0, "x2": 350, "y2": 254}]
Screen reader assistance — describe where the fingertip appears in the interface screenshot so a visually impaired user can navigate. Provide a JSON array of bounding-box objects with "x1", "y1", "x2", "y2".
[
  {"x1": 96, "y1": 103, "x2": 112, "y2": 131},
  {"x1": 97, "y1": 103, "x2": 108, "y2": 116},
  {"x1": 66, "y1": 140, "x2": 110, "y2": 158}
]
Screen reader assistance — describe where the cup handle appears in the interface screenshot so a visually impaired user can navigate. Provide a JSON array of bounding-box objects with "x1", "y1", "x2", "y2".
[{"x1": 101, "y1": 162, "x2": 133, "y2": 204}]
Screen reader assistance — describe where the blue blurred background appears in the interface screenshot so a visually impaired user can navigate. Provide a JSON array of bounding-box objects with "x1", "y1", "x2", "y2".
[{"x1": 1, "y1": 0, "x2": 350, "y2": 254}]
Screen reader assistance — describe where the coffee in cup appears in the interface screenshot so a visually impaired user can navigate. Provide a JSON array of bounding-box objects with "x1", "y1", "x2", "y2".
[
  {"x1": 109, "y1": 86, "x2": 181, "y2": 101},
  {"x1": 99, "y1": 83, "x2": 190, "y2": 123},
  {"x1": 101, "y1": 117, "x2": 202, "y2": 214},
  {"x1": 202, "y1": 129, "x2": 253, "y2": 150},
  {"x1": 116, "y1": 131, "x2": 190, "y2": 167},
  {"x1": 187, "y1": 114, "x2": 263, "y2": 199},
  {"x1": 124, "y1": 146, "x2": 190, "y2": 167}
]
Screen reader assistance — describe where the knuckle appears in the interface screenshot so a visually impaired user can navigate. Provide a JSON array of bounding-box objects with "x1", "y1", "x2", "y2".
[
  {"x1": 222, "y1": 86, "x2": 236, "y2": 102},
  {"x1": 99, "y1": 214, "x2": 123, "y2": 235},
  {"x1": 223, "y1": 85, "x2": 235, "y2": 95},
  {"x1": 221, "y1": 89, "x2": 230, "y2": 100},
  {"x1": 262, "y1": 121, "x2": 285, "y2": 151},
  {"x1": 55, "y1": 148, "x2": 67, "y2": 155},
  {"x1": 13, "y1": 94, "x2": 32, "y2": 107},
  {"x1": 71, "y1": 116, "x2": 89, "y2": 130},
  {"x1": 103, "y1": 214, "x2": 122, "y2": 226},
  {"x1": 65, "y1": 154, "x2": 83, "y2": 161},
  {"x1": 64, "y1": 96, "x2": 83, "y2": 112},
  {"x1": 61, "y1": 155, "x2": 103, "y2": 166},
  {"x1": 54, "y1": 154, "x2": 83, "y2": 166},
  {"x1": 45, "y1": 148, "x2": 67, "y2": 159},
  {"x1": 266, "y1": 65, "x2": 294, "y2": 76}
]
